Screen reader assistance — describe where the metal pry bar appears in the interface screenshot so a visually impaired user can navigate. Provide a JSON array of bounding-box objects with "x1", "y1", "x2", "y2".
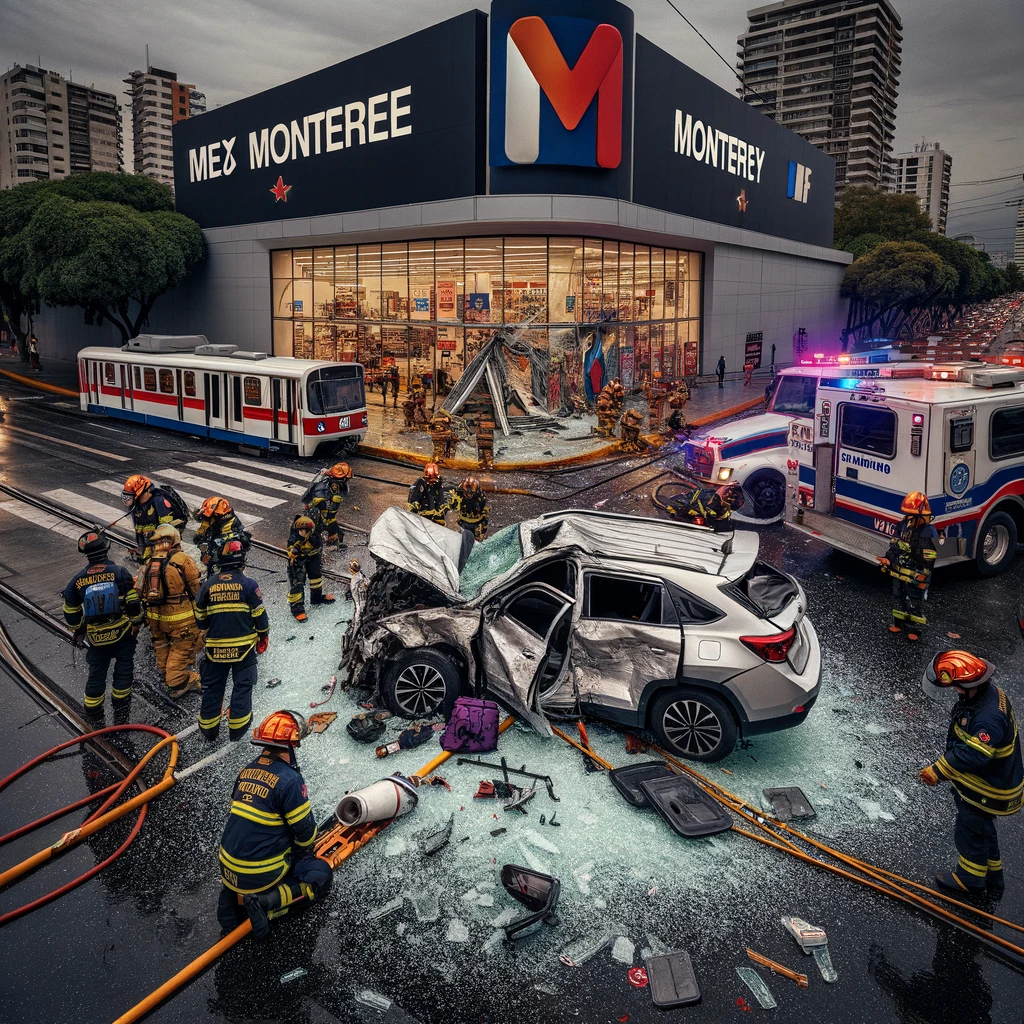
[{"x1": 455, "y1": 756, "x2": 560, "y2": 801}]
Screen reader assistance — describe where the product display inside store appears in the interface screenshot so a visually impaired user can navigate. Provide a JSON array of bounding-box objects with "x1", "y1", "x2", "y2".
[{"x1": 271, "y1": 238, "x2": 702, "y2": 402}]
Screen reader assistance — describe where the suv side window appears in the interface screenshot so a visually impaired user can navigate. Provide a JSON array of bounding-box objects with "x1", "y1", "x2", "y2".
[
  {"x1": 505, "y1": 589, "x2": 568, "y2": 639},
  {"x1": 584, "y1": 575, "x2": 673, "y2": 625},
  {"x1": 510, "y1": 559, "x2": 577, "y2": 598},
  {"x1": 664, "y1": 580, "x2": 723, "y2": 624}
]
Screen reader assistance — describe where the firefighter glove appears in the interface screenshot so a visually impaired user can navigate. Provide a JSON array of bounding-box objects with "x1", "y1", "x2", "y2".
[
  {"x1": 256, "y1": 636, "x2": 269, "y2": 655},
  {"x1": 919, "y1": 764, "x2": 940, "y2": 787}
]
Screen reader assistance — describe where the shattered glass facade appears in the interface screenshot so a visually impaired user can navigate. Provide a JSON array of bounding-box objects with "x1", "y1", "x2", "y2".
[{"x1": 270, "y1": 238, "x2": 703, "y2": 402}]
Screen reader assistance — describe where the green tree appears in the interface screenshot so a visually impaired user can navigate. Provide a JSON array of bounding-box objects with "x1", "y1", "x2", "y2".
[
  {"x1": 0, "y1": 173, "x2": 178, "y2": 359},
  {"x1": 834, "y1": 185, "x2": 933, "y2": 250},
  {"x1": 840, "y1": 241, "x2": 957, "y2": 347},
  {"x1": 23, "y1": 196, "x2": 204, "y2": 343},
  {"x1": 1003, "y1": 263, "x2": 1023, "y2": 292}
]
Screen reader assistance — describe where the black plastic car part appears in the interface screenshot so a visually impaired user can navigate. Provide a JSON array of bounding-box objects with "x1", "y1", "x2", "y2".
[
  {"x1": 500, "y1": 864, "x2": 561, "y2": 940},
  {"x1": 763, "y1": 786, "x2": 816, "y2": 821},
  {"x1": 646, "y1": 951, "x2": 701, "y2": 1007},
  {"x1": 608, "y1": 761, "x2": 675, "y2": 808},
  {"x1": 638, "y1": 774, "x2": 733, "y2": 838}
]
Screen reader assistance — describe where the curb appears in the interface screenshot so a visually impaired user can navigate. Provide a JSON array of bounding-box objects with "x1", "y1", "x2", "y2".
[
  {"x1": 0, "y1": 367, "x2": 79, "y2": 398},
  {"x1": 687, "y1": 395, "x2": 765, "y2": 428}
]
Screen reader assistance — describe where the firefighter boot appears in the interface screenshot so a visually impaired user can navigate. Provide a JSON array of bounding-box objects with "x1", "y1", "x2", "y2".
[
  {"x1": 934, "y1": 869, "x2": 986, "y2": 896},
  {"x1": 987, "y1": 861, "x2": 1005, "y2": 899},
  {"x1": 243, "y1": 887, "x2": 283, "y2": 941},
  {"x1": 217, "y1": 887, "x2": 246, "y2": 935}
]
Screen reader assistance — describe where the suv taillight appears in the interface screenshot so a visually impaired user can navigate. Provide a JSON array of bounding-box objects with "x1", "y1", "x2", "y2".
[{"x1": 740, "y1": 627, "x2": 796, "y2": 663}]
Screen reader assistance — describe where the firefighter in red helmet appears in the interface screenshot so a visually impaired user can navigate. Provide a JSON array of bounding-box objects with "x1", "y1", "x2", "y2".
[
  {"x1": 407, "y1": 463, "x2": 448, "y2": 525},
  {"x1": 879, "y1": 491, "x2": 938, "y2": 640},
  {"x1": 216, "y1": 710, "x2": 332, "y2": 939},
  {"x1": 920, "y1": 651, "x2": 1023, "y2": 895}
]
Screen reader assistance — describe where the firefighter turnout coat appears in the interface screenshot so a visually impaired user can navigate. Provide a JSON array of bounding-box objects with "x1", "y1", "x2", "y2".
[
  {"x1": 132, "y1": 488, "x2": 178, "y2": 559},
  {"x1": 63, "y1": 558, "x2": 143, "y2": 645},
  {"x1": 218, "y1": 752, "x2": 319, "y2": 894},
  {"x1": 194, "y1": 568, "x2": 269, "y2": 663}
]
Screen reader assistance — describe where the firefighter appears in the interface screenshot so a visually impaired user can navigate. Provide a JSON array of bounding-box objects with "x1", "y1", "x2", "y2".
[
  {"x1": 879, "y1": 491, "x2": 938, "y2": 640},
  {"x1": 140, "y1": 525, "x2": 203, "y2": 698},
  {"x1": 595, "y1": 390, "x2": 617, "y2": 438},
  {"x1": 63, "y1": 531, "x2": 144, "y2": 714},
  {"x1": 196, "y1": 496, "x2": 251, "y2": 575},
  {"x1": 407, "y1": 462, "x2": 448, "y2": 525},
  {"x1": 618, "y1": 408, "x2": 646, "y2": 453},
  {"x1": 679, "y1": 483, "x2": 744, "y2": 530},
  {"x1": 428, "y1": 409, "x2": 459, "y2": 464},
  {"x1": 453, "y1": 476, "x2": 489, "y2": 540},
  {"x1": 401, "y1": 393, "x2": 417, "y2": 429},
  {"x1": 121, "y1": 474, "x2": 180, "y2": 561},
  {"x1": 412, "y1": 386, "x2": 429, "y2": 426},
  {"x1": 609, "y1": 378, "x2": 626, "y2": 417},
  {"x1": 476, "y1": 415, "x2": 495, "y2": 470},
  {"x1": 194, "y1": 539, "x2": 269, "y2": 742},
  {"x1": 306, "y1": 462, "x2": 352, "y2": 549},
  {"x1": 920, "y1": 651, "x2": 1023, "y2": 896},
  {"x1": 287, "y1": 514, "x2": 335, "y2": 622},
  {"x1": 216, "y1": 710, "x2": 332, "y2": 940}
]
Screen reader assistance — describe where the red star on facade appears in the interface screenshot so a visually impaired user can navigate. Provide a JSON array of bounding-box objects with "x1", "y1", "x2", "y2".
[
  {"x1": 736, "y1": 189, "x2": 748, "y2": 212},
  {"x1": 270, "y1": 175, "x2": 292, "y2": 202}
]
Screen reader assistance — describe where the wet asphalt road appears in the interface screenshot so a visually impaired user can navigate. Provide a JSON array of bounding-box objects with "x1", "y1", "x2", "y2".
[{"x1": 1, "y1": 379, "x2": 1023, "y2": 1024}]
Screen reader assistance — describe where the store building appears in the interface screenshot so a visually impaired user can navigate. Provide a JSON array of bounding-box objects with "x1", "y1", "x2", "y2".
[{"x1": 39, "y1": 0, "x2": 851, "y2": 396}]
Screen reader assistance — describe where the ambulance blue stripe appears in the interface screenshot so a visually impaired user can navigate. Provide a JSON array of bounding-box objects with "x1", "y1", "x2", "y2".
[
  {"x1": 798, "y1": 465, "x2": 815, "y2": 486},
  {"x1": 719, "y1": 430, "x2": 789, "y2": 460}
]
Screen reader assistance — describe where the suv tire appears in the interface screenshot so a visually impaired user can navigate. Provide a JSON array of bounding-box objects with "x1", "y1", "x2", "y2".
[
  {"x1": 649, "y1": 688, "x2": 737, "y2": 762},
  {"x1": 742, "y1": 469, "x2": 787, "y2": 521},
  {"x1": 975, "y1": 511, "x2": 1017, "y2": 577},
  {"x1": 380, "y1": 648, "x2": 461, "y2": 720}
]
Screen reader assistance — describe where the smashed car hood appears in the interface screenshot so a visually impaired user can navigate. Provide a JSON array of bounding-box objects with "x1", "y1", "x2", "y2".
[{"x1": 368, "y1": 507, "x2": 467, "y2": 601}]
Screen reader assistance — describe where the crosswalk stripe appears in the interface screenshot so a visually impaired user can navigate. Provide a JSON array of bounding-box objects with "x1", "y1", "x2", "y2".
[
  {"x1": 87, "y1": 480, "x2": 263, "y2": 527},
  {"x1": 3, "y1": 424, "x2": 130, "y2": 461},
  {"x1": 45, "y1": 489, "x2": 129, "y2": 525},
  {"x1": 185, "y1": 461, "x2": 305, "y2": 496},
  {"x1": 216, "y1": 457, "x2": 317, "y2": 484},
  {"x1": 158, "y1": 469, "x2": 286, "y2": 508},
  {"x1": 0, "y1": 500, "x2": 84, "y2": 540}
]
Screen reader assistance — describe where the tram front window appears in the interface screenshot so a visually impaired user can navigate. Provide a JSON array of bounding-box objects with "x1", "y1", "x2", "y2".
[{"x1": 307, "y1": 368, "x2": 364, "y2": 415}]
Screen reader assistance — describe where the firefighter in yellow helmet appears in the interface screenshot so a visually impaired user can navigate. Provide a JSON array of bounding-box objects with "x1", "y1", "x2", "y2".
[
  {"x1": 216, "y1": 710, "x2": 332, "y2": 939},
  {"x1": 879, "y1": 491, "x2": 938, "y2": 640},
  {"x1": 304, "y1": 463, "x2": 352, "y2": 548},
  {"x1": 139, "y1": 525, "x2": 203, "y2": 698},
  {"x1": 920, "y1": 651, "x2": 1023, "y2": 895},
  {"x1": 195, "y1": 496, "x2": 251, "y2": 575},
  {"x1": 286, "y1": 514, "x2": 335, "y2": 622}
]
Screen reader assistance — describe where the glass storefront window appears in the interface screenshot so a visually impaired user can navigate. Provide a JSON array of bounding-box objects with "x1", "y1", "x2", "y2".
[
  {"x1": 664, "y1": 250, "x2": 677, "y2": 320},
  {"x1": 548, "y1": 237, "x2": 581, "y2": 325},
  {"x1": 292, "y1": 249, "x2": 312, "y2": 319},
  {"x1": 381, "y1": 242, "x2": 408, "y2": 321},
  {"x1": 313, "y1": 248, "x2": 335, "y2": 321},
  {"x1": 435, "y1": 239, "x2": 463, "y2": 323},
  {"x1": 314, "y1": 322, "x2": 337, "y2": 361},
  {"x1": 650, "y1": 248, "x2": 664, "y2": 321},
  {"x1": 335, "y1": 247, "x2": 358, "y2": 320},
  {"x1": 382, "y1": 325, "x2": 408, "y2": 385},
  {"x1": 358, "y1": 244, "x2": 381, "y2": 319},
  {"x1": 271, "y1": 251, "x2": 292, "y2": 279},
  {"x1": 618, "y1": 244, "x2": 633, "y2": 324},
  {"x1": 582, "y1": 240, "x2": 603, "y2": 322},
  {"x1": 409, "y1": 241, "x2": 434, "y2": 322},
  {"x1": 502, "y1": 237, "x2": 548, "y2": 324},
  {"x1": 465, "y1": 238, "x2": 501, "y2": 325},
  {"x1": 633, "y1": 246, "x2": 650, "y2": 325},
  {"x1": 602, "y1": 242, "x2": 618, "y2": 321}
]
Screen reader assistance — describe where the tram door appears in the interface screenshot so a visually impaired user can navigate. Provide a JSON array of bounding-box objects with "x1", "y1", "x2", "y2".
[
  {"x1": 120, "y1": 364, "x2": 132, "y2": 411},
  {"x1": 228, "y1": 374, "x2": 245, "y2": 434},
  {"x1": 204, "y1": 372, "x2": 226, "y2": 432},
  {"x1": 271, "y1": 378, "x2": 296, "y2": 446}
]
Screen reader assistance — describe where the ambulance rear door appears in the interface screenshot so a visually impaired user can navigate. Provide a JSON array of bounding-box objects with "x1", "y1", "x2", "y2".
[{"x1": 938, "y1": 401, "x2": 978, "y2": 557}]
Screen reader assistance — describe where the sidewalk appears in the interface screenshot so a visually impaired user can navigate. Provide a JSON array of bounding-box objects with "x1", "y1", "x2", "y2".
[{"x1": 0, "y1": 353, "x2": 770, "y2": 470}]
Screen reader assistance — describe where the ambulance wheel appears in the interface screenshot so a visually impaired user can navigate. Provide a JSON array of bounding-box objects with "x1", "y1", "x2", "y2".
[
  {"x1": 380, "y1": 648, "x2": 461, "y2": 720},
  {"x1": 975, "y1": 511, "x2": 1017, "y2": 577},
  {"x1": 742, "y1": 469, "x2": 787, "y2": 521}
]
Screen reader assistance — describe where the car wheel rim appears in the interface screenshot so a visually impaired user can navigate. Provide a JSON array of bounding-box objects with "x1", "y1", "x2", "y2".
[
  {"x1": 983, "y1": 524, "x2": 1010, "y2": 565},
  {"x1": 662, "y1": 699, "x2": 723, "y2": 757},
  {"x1": 394, "y1": 664, "x2": 447, "y2": 717},
  {"x1": 749, "y1": 478, "x2": 783, "y2": 517}
]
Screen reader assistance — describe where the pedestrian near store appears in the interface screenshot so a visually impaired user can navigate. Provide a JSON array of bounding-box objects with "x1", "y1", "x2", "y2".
[
  {"x1": 380, "y1": 371, "x2": 390, "y2": 406},
  {"x1": 390, "y1": 366, "x2": 400, "y2": 407},
  {"x1": 743, "y1": 361, "x2": 754, "y2": 387},
  {"x1": 716, "y1": 356, "x2": 726, "y2": 388},
  {"x1": 286, "y1": 514, "x2": 335, "y2": 622},
  {"x1": 63, "y1": 531, "x2": 144, "y2": 715},
  {"x1": 216, "y1": 710, "x2": 332, "y2": 940},
  {"x1": 920, "y1": 651, "x2": 1023, "y2": 896},
  {"x1": 196, "y1": 496, "x2": 251, "y2": 575},
  {"x1": 453, "y1": 475, "x2": 489, "y2": 540},
  {"x1": 304, "y1": 462, "x2": 351, "y2": 549},
  {"x1": 408, "y1": 462, "x2": 449, "y2": 524},
  {"x1": 770, "y1": 343, "x2": 776, "y2": 375},
  {"x1": 29, "y1": 333, "x2": 41, "y2": 371},
  {"x1": 879, "y1": 491, "x2": 938, "y2": 640},
  {"x1": 194, "y1": 540, "x2": 269, "y2": 742},
  {"x1": 139, "y1": 525, "x2": 203, "y2": 698}
]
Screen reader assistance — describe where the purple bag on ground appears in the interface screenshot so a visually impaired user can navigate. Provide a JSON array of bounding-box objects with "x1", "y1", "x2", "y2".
[{"x1": 440, "y1": 697, "x2": 500, "y2": 753}]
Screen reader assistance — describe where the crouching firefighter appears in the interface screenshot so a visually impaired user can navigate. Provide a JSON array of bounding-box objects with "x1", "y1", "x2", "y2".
[
  {"x1": 217, "y1": 710, "x2": 332, "y2": 940},
  {"x1": 679, "y1": 483, "x2": 744, "y2": 531},
  {"x1": 287, "y1": 514, "x2": 335, "y2": 622},
  {"x1": 63, "y1": 531, "x2": 144, "y2": 714},
  {"x1": 194, "y1": 539, "x2": 269, "y2": 742},
  {"x1": 920, "y1": 651, "x2": 1023, "y2": 896},
  {"x1": 196, "y1": 496, "x2": 251, "y2": 575},
  {"x1": 140, "y1": 525, "x2": 203, "y2": 699},
  {"x1": 453, "y1": 476, "x2": 489, "y2": 540},
  {"x1": 879, "y1": 490, "x2": 937, "y2": 640}
]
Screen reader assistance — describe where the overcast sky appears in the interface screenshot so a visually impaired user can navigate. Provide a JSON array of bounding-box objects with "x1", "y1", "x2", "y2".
[{"x1": 4, "y1": 0, "x2": 1022, "y2": 253}]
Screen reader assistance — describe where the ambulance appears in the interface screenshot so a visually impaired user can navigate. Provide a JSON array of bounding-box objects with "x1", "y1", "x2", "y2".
[{"x1": 785, "y1": 363, "x2": 1024, "y2": 575}]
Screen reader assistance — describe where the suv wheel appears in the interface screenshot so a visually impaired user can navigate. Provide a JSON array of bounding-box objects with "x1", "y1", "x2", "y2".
[
  {"x1": 975, "y1": 511, "x2": 1017, "y2": 577},
  {"x1": 742, "y1": 469, "x2": 787, "y2": 521},
  {"x1": 380, "y1": 648, "x2": 461, "y2": 720},
  {"x1": 649, "y1": 688, "x2": 737, "y2": 762}
]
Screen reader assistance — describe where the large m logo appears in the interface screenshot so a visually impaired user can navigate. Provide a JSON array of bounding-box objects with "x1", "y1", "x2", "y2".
[{"x1": 502, "y1": 16, "x2": 623, "y2": 169}]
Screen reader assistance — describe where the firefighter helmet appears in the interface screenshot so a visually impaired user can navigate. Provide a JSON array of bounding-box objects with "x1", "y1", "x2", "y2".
[
  {"x1": 460, "y1": 476, "x2": 481, "y2": 494},
  {"x1": 717, "y1": 483, "x2": 745, "y2": 510},
  {"x1": 423, "y1": 462, "x2": 440, "y2": 482},
  {"x1": 218, "y1": 538, "x2": 246, "y2": 568},
  {"x1": 327, "y1": 462, "x2": 352, "y2": 480},
  {"x1": 293, "y1": 515, "x2": 316, "y2": 532},
  {"x1": 251, "y1": 710, "x2": 309, "y2": 751},
  {"x1": 922, "y1": 650, "x2": 996, "y2": 700},
  {"x1": 349, "y1": 559, "x2": 361, "y2": 574},
  {"x1": 78, "y1": 530, "x2": 109, "y2": 559},
  {"x1": 121, "y1": 474, "x2": 152, "y2": 507},
  {"x1": 901, "y1": 491, "x2": 932, "y2": 518},
  {"x1": 150, "y1": 525, "x2": 180, "y2": 547},
  {"x1": 199, "y1": 495, "x2": 232, "y2": 520}
]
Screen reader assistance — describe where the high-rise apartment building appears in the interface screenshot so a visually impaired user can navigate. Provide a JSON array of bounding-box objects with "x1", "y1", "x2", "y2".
[
  {"x1": 737, "y1": 0, "x2": 903, "y2": 192},
  {"x1": 1015, "y1": 204, "x2": 1024, "y2": 268},
  {"x1": 890, "y1": 140, "x2": 951, "y2": 234},
  {"x1": 0, "y1": 64, "x2": 122, "y2": 189},
  {"x1": 123, "y1": 65, "x2": 206, "y2": 186}
]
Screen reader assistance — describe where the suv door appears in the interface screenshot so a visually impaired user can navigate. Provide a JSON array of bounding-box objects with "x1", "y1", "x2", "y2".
[
  {"x1": 478, "y1": 583, "x2": 573, "y2": 736},
  {"x1": 572, "y1": 573, "x2": 682, "y2": 714}
]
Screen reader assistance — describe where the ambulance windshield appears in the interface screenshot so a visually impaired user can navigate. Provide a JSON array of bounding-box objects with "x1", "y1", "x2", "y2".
[{"x1": 771, "y1": 375, "x2": 818, "y2": 416}]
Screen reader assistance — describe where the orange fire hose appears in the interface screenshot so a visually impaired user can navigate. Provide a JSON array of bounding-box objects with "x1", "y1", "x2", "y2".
[{"x1": 111, "y1": 716, "x2": 517, "y2": 1024}]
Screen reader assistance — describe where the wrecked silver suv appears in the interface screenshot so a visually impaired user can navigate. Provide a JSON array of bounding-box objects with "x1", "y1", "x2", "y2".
[{"x1": 342, "y1": 507, "x2": 820, "y2": 762}]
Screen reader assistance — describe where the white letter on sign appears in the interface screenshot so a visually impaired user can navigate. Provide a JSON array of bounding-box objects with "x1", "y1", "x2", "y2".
[
  {"x1": 249, "y1": 129, "x2": 269, "y2": 169},
  {"x1": 367, "y1": 93, "x2": 389, "y2": 143},
  {"x1": 390, "y1": 87, "x2": 412, "y2": 137},
  {"x1": 188, "y1": 147, "x2": 207, "y2": 182}
]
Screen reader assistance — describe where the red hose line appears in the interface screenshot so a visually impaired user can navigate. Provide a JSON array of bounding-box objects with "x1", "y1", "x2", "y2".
[
  {"x1": 0, "y1": 805, "x2": 148, "y2": 927},
  {"x1": 0, "y1": 783, "x2": 118, "y2": 847}
]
